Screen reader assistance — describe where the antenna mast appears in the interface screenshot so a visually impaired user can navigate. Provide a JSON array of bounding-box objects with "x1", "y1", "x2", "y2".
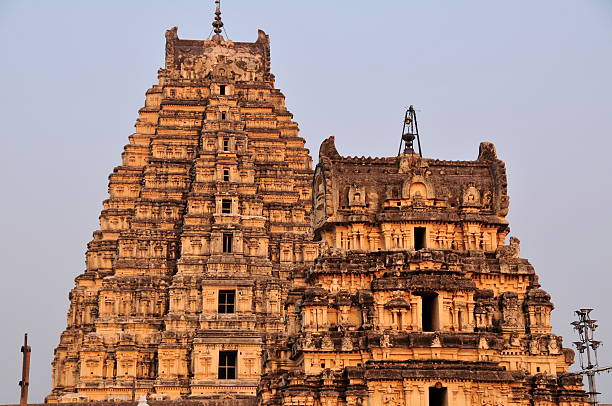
[{"x1": 571, "y1": 309, "x2": 610, "y2": 405}]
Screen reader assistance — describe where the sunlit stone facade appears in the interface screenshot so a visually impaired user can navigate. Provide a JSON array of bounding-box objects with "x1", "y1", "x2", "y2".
[
  {"x1": 257, "y1": 139, "x2": 586, "y2": 405},
  {"x1": 49, "y1": 19, "x2": 586, "y2": 406},
  {"x1": 48, "y1": 27, "x2": 316, "y2": 402}
]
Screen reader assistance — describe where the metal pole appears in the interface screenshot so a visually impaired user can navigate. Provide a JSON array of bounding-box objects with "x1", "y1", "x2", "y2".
[
  {"x1": 572, "y1": 309, "x2": 602, "y2": 406},
  {"x1": 19, "y1": 333, "x2": 31, "y2": 406},
  {"x1": 587, "y1": 370, "x2": 597, "y2": 406},
  {"x1": 412, "y1": 106, "x2": 422, "y2": 157},
  {"x1": 398, "y1": 109, "x2": 409, "y2": 156}
]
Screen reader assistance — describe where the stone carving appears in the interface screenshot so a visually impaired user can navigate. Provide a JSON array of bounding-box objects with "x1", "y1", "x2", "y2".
[
  {"x1": 48, "y1": 22, "x2": 316, "y2": 402},
  {"x1": 431, "y1": 335, "x2": 442, "y2": 348},
  {"x1": 482, "y1": 190, "x2": 493, "y2": 210},
  {"x1": 48, "y1": 14, "x2": 586, "y2": 406},
  {"x1": 322, "y1": 335, "x2": 334, "y2": 350},
  {"x1": 497, "y1": 236, "x2": 521, "y2": 259},
  {"x1": 341, "y1": 336, "x2": 353, "y2": 352},
  {"x1": 563, "y1": 347, "x2": 576, "y2": 364},
  {"x1": 462, "y1": 183, "x2": 481, "y2": 206},
  {"x1": 380, "y1": 333, "x2": 391, "y2": 348},
  {"x1": 548, "y1": 336, "x2": 561, "y2": 355},
  {"x1": 509, "y1": 333, "x2": 521, "y2": 348},
  {"x1": 478, "y1": 142, "x2": 498, "y2": 161},
  {"x1": 529, "y1": 338, "x2": 541, "y2": 355},
  {"x1": 313, "y1": 168, "x2": 327, "y2": 225},
  {"x1": 500, "y1": 291, "x2": 523, "y2": 331}
]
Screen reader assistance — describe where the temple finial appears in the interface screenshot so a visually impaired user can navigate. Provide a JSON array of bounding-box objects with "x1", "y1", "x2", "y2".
[
  {"x1": 398, "y1": 105, "x2": 422, "y2": 157},
  {"x1": 212, "y1": 0, "x2": 224, "y2": 41}
]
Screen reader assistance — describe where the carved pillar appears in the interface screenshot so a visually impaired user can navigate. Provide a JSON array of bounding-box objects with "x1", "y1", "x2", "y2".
[
  {"x1": 372, "y1": 232, "x2": 381, "y2": 250},
  {"x1": 402, "y1": 381, "x2": 410, "y2": 406},
  {"x1": 410, "y1": 386, "x2": 419, "y2": 406},
  {"x1": 467, "y1": 302, "x2": 475, "y2": 331},
  {"x1": 367, "y1": 387, "x2": 376, "y2": 406},
  {"x1": 411, "y1": 298, "x2": 418, "y2": 329},
  {"x1": 452, "y1": 389, "x2": 460, "y2": 406}
]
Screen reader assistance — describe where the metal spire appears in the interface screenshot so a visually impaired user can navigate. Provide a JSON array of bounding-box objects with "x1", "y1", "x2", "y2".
[
  {"x1": 398, "y1": 105, "x2": 422, "y2": 157},
  {"x1": 212, "y1": 0, "x2": 224, "y2": 41}
]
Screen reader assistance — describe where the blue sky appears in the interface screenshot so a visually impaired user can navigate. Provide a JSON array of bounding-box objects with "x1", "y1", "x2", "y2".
[{"x1": 1, "y1": 0, "x2": 611, "y2": 402}]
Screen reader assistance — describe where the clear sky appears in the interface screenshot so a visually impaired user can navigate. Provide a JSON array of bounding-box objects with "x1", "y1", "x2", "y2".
[{"x1": 1, "y1": 0, "x2": 611, "y2": 403}]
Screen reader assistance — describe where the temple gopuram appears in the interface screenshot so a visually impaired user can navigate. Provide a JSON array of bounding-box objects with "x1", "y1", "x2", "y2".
[
  {"x1": 257, "y1": 137, "x2": 586, "y2": 405},
  {"x1": 48, "y1": 5, "x2": 316, "y2": 403},
  {"x1": 48, "y1": 5, "x2": 588, "y2": 406}
]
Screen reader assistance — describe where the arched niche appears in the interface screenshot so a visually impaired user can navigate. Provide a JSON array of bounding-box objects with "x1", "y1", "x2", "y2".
[
  {"x1": 462, "y1": 184, "x2": 481, "y2": 206},
  {"x1": 409, "y1": 182, "x2": 427, "y2": 199},
  {"x1": 402, "y1": 175, "x2": 435, "y2": 199},
  {"x1": 348, "y1": 185, "x2": 366, "y2": 207}
]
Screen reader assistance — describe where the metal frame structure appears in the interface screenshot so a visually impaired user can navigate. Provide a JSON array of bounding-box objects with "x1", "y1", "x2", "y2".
[
  {"x1": 571, "y1": 309, "x2": 611, "y2": 406},
  {"x1": 398, "y1": 105, "x2": 422, "y2": 157}
]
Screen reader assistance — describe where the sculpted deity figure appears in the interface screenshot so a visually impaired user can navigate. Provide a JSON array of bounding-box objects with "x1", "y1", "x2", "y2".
[
  {"x1": 303, "y1": 335, "x2": 314, "y2": 350},
  {"x1": 510, "y1": 334, "x2": 521, "y2": 348},
  {"x1": 341, "y1": 335, "x2": 353, "y2": 351},
  {"x1": 330, "y1": 277, "x2": 340, "y2": 294},
  {"x1": 529, "y1": 338, "x2": 540, "y2": 355},
  {"x1": 482, "y1": 190, "x2": 493, "y2": 209},
  {"x1": 380, "y1": 333, "x2": 391, "y2": 348},
  {"x1": 548, "y1": 337, "x2": 560, "y2": 355},
  {"x1": 322, "y1": 335, "x2": 334, "y2": 350}
]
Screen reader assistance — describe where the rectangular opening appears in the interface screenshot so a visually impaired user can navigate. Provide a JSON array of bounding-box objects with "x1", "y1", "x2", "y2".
[
  {"x1": 219, "y1": 85, "x2": 226, "y2": 95},
  {"x1": 218, "y1": 350, "x2": 236, "y2": 379},
  {"x1": 420, "y1": 293, "x2": 439, "y2": 332},
  {"x1": 222, "y1": 233, "x2": 233, "y2": 253},
  {"x1": 429, "y1": 386, "x2": 447, "y2": 406},
  {"x1": 223, "y1": 168, "x2": 230, "y2": 182},
  {"x1": 414, "y1": 227, "x2": 426, "y2": 250},
  {"x1": 223, "y1": 138, "x2": 229, "y2": 152},
  {"x1": 221, "y1": 199, "x2": 232, "y2": 214},
  {"x1": 221, "y1": 111, "x2": 227, "y2": 120},
  {"x1": 218, "y1": 290, "x2": 235, "y2": 314}
]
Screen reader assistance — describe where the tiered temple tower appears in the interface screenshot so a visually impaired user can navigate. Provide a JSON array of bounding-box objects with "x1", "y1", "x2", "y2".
[
  {"x1": 257, "y1": 138, "x2": 586, "y2": 405},
  {"x1": 48, "y1": 10, "x2": 316, "y2": 402}
]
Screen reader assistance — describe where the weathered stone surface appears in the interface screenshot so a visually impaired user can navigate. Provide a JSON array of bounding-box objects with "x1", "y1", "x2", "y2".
[
  {"x1": 48, "y1": 24, "x2": 316, "y2": 403},
  {"x1": 263, "y1": 137, "x2": 587, "y2": 405},
  {"x1": 49, "y1": 13, "x2": 587, "y2": 406}
]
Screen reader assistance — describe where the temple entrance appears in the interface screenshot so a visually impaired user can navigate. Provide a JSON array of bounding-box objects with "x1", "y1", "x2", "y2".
[
  {"x1": 414, "y1": 227, "x2": 426, "y2": 250},
  {"x1": 429, "y1": 386, "x2": 447, "y2": 406}
]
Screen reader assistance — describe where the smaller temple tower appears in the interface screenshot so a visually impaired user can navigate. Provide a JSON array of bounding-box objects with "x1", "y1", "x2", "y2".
[{"x1": 258, "y1": 133, "x2": 587, "y2": 405}]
